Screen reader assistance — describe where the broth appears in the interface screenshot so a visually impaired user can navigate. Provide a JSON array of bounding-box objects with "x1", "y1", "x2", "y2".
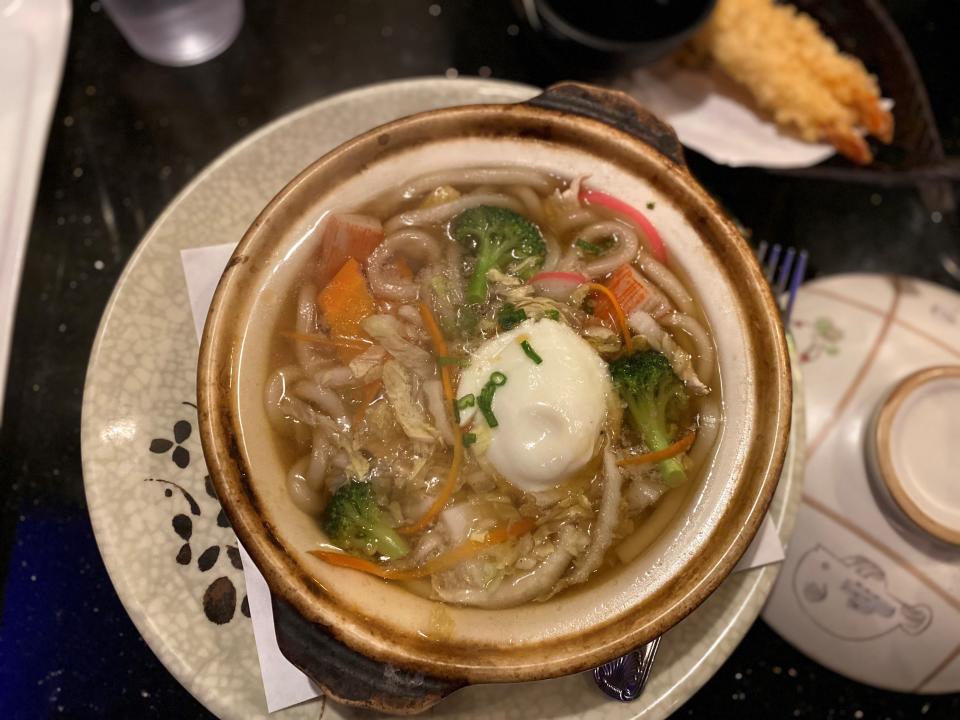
[{"x1": 263, "y1": 167, "x2": 722, "y2": 608}]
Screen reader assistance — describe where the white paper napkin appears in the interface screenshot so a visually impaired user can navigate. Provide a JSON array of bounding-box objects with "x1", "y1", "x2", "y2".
[
  {"x1": 237, "y1": 543, "x2": 321, "y2": 711},
  {"x1": 181, "y1": 241, "x2": 784, "y2": 712},
  {"x1": 0, "y1": 0, "x2": 72, "y2": 417},
  {"x1": 615, "y1": 58, "x2": 890, "y2": 169}
]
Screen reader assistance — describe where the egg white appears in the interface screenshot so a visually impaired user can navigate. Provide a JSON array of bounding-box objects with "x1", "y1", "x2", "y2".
[{"x1": 457, "y1": 318, "x2": 612, "y2": 492}]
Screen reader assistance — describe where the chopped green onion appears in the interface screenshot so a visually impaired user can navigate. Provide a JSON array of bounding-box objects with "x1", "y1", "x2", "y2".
[
  {"x1": 477, "y1": 371, "x2": 507, "y2": 428},
  {"x1": 646, "y1": 201, "x2": 656, "y2": 210},
  {"x1": 497, "y1": 303, "x2": 528, "y2": 331},
  {"x1": 436, "y1": 355, "x2": 469, "y2": 367},
  {"x1": 575, "y1": 239, "x2": 605, "y2": 255},
  {"x1": 520, "y1": 340, "x2": 542, "y2": 364},
  {"x1": 462, "y1": 432, "x2": 478, "y2": 447},
  {"x1": 478, "y1": 395, "x2": 497, "y2": 427},
  {"x1": 452, "y1": 393, "x2": 476, "y2": 423},
  {"x1": 544, "y1": 308, "x2": 560, "y2": 321}
]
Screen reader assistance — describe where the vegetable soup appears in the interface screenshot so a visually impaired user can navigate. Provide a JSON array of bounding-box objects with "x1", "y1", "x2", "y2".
[{"x1": 263, "y1": 166, "x2": 722, "y2": 608}]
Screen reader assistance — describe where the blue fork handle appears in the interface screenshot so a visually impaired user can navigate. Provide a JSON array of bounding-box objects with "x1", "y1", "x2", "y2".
[
  {"x1": 783, "y1": 250, "x2": 808, "y2": 326},
  {"x1": 593, "y1": 636, "x2": 662, "y2": 701}
]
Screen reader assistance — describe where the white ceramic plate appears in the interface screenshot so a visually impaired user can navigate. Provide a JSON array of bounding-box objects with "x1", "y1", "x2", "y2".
[
  {"x1": 763, "y1": 274, "x2": 960, "y2": 693},
  {"x1": 80, "y1": 77, "x2": 804, "y2": 719}
]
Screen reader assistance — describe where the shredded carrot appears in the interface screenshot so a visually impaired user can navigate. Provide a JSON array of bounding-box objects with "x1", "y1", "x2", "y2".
[
  {"x1": 400, "y1": 435, "x2": 463, "y2": 535},
  {"x1": 620, "y1": 432, "x2": 696, "y2": 466},
  {"x1": 316, "y1": 258, "x2": 377, "y2": 362},
  {"x1": 483, "y1": 516, "x2": 536, "y2": 544},
  {"x1": 308, "y1": 517, "x2": 536, "y2": 581},
  {"x1": 418, "y1": 302, "x2": 454, "y2": 406},
  {"x1": 308, "y1": 551, "x2": 399, "y2": 579},
  {"x1": 416, "y1": 517, "x2": 536, "y2": 576},
  {"x1": 282, "y1": 330, "x2": 371, "y2": 352},
  {"x1": 587, "y1": 283, "x2": 633, "y2": 352},
  {"x1": 396, "y1": 304, "x2": 462, "y2": 535}
]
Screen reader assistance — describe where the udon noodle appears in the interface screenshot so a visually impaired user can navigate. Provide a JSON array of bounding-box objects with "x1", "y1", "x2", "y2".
[{"x1": 264, "y1": 167, "x2": 721, "y2": 608}]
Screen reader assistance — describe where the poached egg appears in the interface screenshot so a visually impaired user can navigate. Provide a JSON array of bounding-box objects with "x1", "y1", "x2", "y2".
[{"x1": 457, "y1": 318, "x2": 612, "y2": 493}]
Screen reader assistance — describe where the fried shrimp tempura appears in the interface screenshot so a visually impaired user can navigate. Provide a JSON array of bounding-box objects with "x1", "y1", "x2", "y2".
[{"x1": 695, "y1": 0, "x2": 894, "y2": 164}]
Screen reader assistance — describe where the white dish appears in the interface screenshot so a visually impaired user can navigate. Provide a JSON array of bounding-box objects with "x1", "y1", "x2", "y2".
[
  {"x1": 763, "y1": 274, "x2": 960, "y2": 694},
  {"x1": 866, "y1": 365, "x2": 960, "y2": 544},
  {"x1": 0, "y1": 0, "x2": 71, "y2": 416}
]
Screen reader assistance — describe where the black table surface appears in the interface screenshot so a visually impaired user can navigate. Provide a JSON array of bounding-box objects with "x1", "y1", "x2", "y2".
[{"x1": 2, "y1": 0, "x2": 959, "y2": 717}]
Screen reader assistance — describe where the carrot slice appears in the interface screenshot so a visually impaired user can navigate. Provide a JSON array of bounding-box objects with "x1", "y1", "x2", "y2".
[
  {"x1": 314, "y1": 214, "x2": 384, "y2": 288},
  {"x1": 396, "y1": 304, "x2": 462, "y2": 535},
  {"x1": 309, "y1": 517, "x2": 536, "y2": 580},
  {"x1": 620, "y1": 432, "x2": 696, "y2": 466},
  {"x1": 587, "y1": 283, "x2": 633, "y2": 352},
  {"x1": 316, "y1": 258, "x2": 377, "y2": 362}
]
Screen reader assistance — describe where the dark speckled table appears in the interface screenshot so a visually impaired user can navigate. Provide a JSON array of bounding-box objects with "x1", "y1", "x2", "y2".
[{"x1": 1, "y1": 0, "x2": 959, "y2": 717}]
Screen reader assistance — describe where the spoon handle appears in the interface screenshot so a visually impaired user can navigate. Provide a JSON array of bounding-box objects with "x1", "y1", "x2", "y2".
[{"x1": 593, "y1": 636, "x2": 661, "y2": 702}]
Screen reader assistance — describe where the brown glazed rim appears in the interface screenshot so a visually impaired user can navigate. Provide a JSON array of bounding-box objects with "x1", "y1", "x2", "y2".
[
  {"x1": 872, "y1": 365, "x2": 960, "y2": 545},
  {"x1": 198, "y1": 86, "x2": 792, "y2": 683}
]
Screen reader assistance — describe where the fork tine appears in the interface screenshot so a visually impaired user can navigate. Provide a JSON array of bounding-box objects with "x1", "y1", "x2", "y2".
[
  {"x1": 756, "y1": 240, "x2": 769, "y2": 266},
  {"x1": 774, "y1": 247, "x2": 796, "y2": 296},
  {"x1": 765, "y1": 244, "x2": 782, "y2": 283},
  {"x1": 783, "y1": 250, "x2": 808, "y2": 325}
]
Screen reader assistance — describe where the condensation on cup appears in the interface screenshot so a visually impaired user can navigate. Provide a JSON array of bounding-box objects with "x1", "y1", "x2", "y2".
[{"x1": 101, "y1": 0, "x2": 244, "y2": 67}]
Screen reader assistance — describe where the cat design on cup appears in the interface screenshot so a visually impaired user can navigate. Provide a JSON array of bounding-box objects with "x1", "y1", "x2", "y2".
[{"x1": 792, "y1": 545, "x2": 932, "y2": 641}]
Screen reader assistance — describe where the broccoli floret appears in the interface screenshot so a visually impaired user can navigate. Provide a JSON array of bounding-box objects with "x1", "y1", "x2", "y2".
[
  {"x1": 450, "y1": 206, "x2": 545, "y2": 304},
  {"x1": 609, "y1": 350, "x2": 689, "y2": 487},
  {"x1": 323, "y1": 481, "x2": 409, "y2": 560}
]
